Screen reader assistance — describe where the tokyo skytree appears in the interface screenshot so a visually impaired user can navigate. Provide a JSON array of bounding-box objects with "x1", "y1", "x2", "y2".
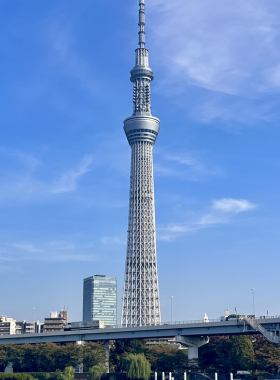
[{"x1": 121, "y1": 0, "x2": 161, "y2": 327}]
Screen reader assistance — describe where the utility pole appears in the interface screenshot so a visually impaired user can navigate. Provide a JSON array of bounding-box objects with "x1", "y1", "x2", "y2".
[
  {"x1": 170, "y1": 296, "x2": 173, "y2": 323},
  {"x1": 251, "y1": 288, "x2": 255, "y2": 316}
]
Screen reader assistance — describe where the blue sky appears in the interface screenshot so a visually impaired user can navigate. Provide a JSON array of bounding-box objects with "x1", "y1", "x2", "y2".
[{"x1": 1, "y1": 0, "x2": 280, "y2": 324}]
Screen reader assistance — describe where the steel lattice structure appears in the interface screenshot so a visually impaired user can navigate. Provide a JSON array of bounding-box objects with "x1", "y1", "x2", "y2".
[{"x1": 121, "y1": 0, "x2": 161, "y2": 327}]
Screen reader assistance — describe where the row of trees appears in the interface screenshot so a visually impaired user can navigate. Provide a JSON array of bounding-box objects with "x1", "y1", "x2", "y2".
[
  {"x1": 199, "y1": 335, "x2": 280, "y2": 373},
  {"x1": 0, "y1": 335, "x2": 279, "y2": 375},
  {"x1": 0, "y1": 342, "x2": 105, "y2": 373},
  {"x1": 109, "y1": 336, "x2": 280, "y2": 374}
]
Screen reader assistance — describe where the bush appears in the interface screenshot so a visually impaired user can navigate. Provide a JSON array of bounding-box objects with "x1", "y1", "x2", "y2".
[
  {"x1": 61, "y1": 367, "x2": 75, "y2": 380},
  {"x1": 89, "y1": 364, "x2": 107, "y2": 380},
  {"x1": 0, "y1": 374, "x2": 36, "y2": 380},
  {"x1": 29, "y1": 373, "x2": 57, "y2": 380}
]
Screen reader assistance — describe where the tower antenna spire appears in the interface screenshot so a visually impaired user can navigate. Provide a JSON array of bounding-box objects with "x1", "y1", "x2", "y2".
[{"x1": 138, "y1": 0, "x2": 145, "y2": 48}]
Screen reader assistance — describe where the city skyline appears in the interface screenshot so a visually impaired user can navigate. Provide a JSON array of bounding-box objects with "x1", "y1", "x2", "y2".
[{"x1": 1, "y1": 0, "x2": 280, "y2": 323}]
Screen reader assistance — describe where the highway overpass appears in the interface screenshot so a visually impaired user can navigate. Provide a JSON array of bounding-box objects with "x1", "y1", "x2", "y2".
[{"x1": 0, "y1": 316, "x2": 279, "y2": 359}]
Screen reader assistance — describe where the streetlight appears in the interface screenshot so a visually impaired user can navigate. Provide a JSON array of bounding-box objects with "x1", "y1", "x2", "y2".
[
  {"x1": 170, "y1": 296, "x2": 173, "y2": 323},
  {"x1": 31, "y1": 307, "x2": 35, "y2": 322},
  {"x1": 251, "y1": 288, "x2": 255, "y2": 316}
]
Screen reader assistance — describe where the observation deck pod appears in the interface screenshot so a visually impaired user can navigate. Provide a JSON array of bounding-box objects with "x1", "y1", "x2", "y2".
[
  {"x1": 124, "y1": 115, "x2": 160, "y2": 146},
  {"x1": 130, "y1": 65, "x2": 154, "y2": 82}
]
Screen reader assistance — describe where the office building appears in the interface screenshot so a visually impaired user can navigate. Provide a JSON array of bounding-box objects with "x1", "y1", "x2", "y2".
[{"x1": 83, "y1": 275, "x2": 117, "y2": 326}]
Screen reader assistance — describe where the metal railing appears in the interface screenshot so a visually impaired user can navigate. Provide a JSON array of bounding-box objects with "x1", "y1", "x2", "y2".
[
  {"x1": 244, "y1": 315, "x2": 280, "y2": 344},
  {"x1": 110, "y1": 315, "x2": 280, "y2": 330}
]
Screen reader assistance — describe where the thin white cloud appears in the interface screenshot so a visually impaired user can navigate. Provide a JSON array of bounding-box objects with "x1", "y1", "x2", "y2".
[
  {"x1": 147, "y1": 0, "x2": 280, "y2": 127},
  {"x1": 52, "y1": 155, "x2": 92, "y2": 194},
  {"x1": 0, "y1": 266, "x2": 23, "y2": 274},
  {"x1": 11, "y1": 243, "x2": 42, "y2": 253},
  {"x1": 213, "y1": 198, "x2": 256, "y2": 213},
  {"x1": 158, "y1": 197, "x2": 257, "y2": 241},
  {"x1": 0, "y1": 150, "x2": 93, "y2": 204},
  {"x1": 46, "y1": 19, "x2": 100, "y2": 97},
  {"x1": 101, "y1": 236, "x2": 126, "y2": 245},
  {"x1": 154, "y1": 149, "x2": 222, "y2": 180},
  {"x1": 149, "y1": 0, "x2": 280, "y2": 96},
  {"x1": 1, "y1": 240, "x2": 96, "y2": 263}
]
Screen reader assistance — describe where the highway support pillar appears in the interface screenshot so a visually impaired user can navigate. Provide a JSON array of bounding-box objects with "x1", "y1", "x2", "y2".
[
  {"x1": 175, "y1": 336, "x2": 209, "y2": 360},
  {"x1": 76, "y1": 341, "x2": 85, "y2": 373},
  {"x1": 4, "y1": 362, "x2": 13, "y2": 373},
  {"x1": 104, "y1": 341, "x2": 110, "y2": 373}
]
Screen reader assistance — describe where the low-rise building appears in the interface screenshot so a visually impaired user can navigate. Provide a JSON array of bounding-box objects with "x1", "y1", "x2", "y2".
[
  {"x1": 15, "y1": 321, "x2": 41, "y2": 334},
  {"x1": 15, "y1": 321, "x2": 25, "y2": 334},
  {"x1": 0, "y1": 316, "x2": 16, "y2": 335},
  {"x1": 43, "y1": 311, "x2": 68, "y2": 332}
]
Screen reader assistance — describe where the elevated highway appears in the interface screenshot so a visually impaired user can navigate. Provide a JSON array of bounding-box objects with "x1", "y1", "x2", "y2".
[{"x1": 0, "y1": 316, "x2": 279, "y2": 359}]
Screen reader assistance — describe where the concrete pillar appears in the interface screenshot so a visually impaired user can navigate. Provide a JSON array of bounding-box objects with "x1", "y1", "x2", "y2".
[
  {"x1": 175, "y1": 336, "x2": 209, "y2": 360},
  {"x1": 188, "y1": 346, "x2": 199, "y2": 360},
  {"x1": 4, "y1": 362, "x2": 13, "y2": 374},
  {"x1": 215, "y1": 373, "x2": 218, "y2": 380},
  {"x1": 169, "y1": 373, "x2": 172, "y2": 380},
  {"x1": 162, "y1": 372, "x2": 165, "y2": 380},
  {"x1": 155, "y1": 372, "x2": 158, "y2": 380},
  {"x1": 230, "y1": 374, "x2": 233, "y2": 380},
  {"x1": 184, "y1": 372, "x2": 187, "y2": 380},
  {"x1": 76, "y1": 340, "x2": 85, "y2": 373},
  {"x1": 104, "y1": 341, "x2": 110, "y2": 373}
]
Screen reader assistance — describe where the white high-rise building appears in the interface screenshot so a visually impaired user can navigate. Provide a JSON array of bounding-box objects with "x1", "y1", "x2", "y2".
[{"x1": 121, "y1": 0, "x2": 161, "y2": 327}]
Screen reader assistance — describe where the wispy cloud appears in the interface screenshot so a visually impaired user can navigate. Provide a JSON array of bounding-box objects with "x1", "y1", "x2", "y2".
[
  {"x1": 0, "y1": 266, "x2": 23, "y2": 274},
  {"x1": 46, "y1": 18, "x2": 100, "y2": 97},
  {"x1": 213, "y1": 198, "x2": 256, "y2": 213},
  {"x1": 154, "y1": 148, "x2": 222, "y2": 180},
  {"x1": 52, "y1": 155, "x2": 92, "y2": 194},
  {"x1": 101, "y1": 236, "x2": 126, "y2": 245},
  {"x1": 148, "y1": 0, "x2": 280, "y2": 126},
  {"x1": 149, "y1": 0, "x2": 280, "y2": 96},
  {"x1": 158, "y1": 198, "x2": 257, "y2": 241},
  {"x1": 1, "y1": 240, "x2": 96, "y2": 263},
  {"x1": 0, "y1": 149, "x2": 92, "y2": 205},
  {"x1": 11, "y1": 243, "x2": 42, "y2": 253}
]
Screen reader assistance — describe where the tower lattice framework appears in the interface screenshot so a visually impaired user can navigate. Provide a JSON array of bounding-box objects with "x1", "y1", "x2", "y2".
[{"x1": 121, "y1": 0, "x2": 161, "y2": 327}]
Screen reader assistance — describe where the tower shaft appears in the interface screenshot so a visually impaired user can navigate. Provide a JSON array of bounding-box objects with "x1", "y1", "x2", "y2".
[{"x1": 121, "y1": 0, "x2": 161, "y2": 327}]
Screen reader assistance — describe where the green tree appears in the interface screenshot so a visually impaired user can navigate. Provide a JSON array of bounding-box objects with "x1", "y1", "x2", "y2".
[
  {"x1": 82, "y1": 342, "x2": 106, "y2": 372},
  {"x1": 199, "y1": 335, "x2": 254, "y2": 372},
  {"x1": 61, "y1": 366, "x2": 75, "y2": 380},
  {"x1": 110, "y1": 340, "x2": 148, "y2": 372},
  {"x1": 250, "y1": 334, "x2": 280, "y2": 374},
  {"x1": 0, "y1": 346, "x2": 8, "y2": 371},
  {"x1": 4, "y1": 344, "x2": 25, "y2": 372},
  {"x1": 53, "y1": 343, "x2": 81, "y2": 371},
  {"x1": 124, "y1": 353, "x2": 151, "y2": 380},
  {"x1": 230, "y1": 335, "x2": 254, "y2": 371},
  {"x1": 89, "y1": 363, "x2": 107, "y2": 380},
  {"x1": 146, "y1": 344, "x2": 188, "y2": 373},
  {"x1": 199, "y1": 336, "x2": 231, "y2": 371}
]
